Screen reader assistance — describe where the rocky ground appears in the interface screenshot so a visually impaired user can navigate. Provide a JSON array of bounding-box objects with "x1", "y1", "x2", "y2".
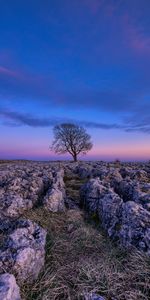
[{"x1": 0, "y1": 160, "x2": 150, "y2": 300}]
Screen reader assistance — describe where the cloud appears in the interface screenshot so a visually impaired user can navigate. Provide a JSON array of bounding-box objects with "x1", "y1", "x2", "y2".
[
  {"x1": 123, "y1": 108, "x2": 150, "y2": 133},
  {"x1": 0, "y1": 66, "x2": 18, "y2": 78},
  {"x1": 1, "y1": 108, "x2": 150, "y2": 134},
  {"x1": 0, "y1": 110, "x2": 64, "y2": 127},
  {"x1": 0, "y1": 109, "x2": 121, "y2": 129},
  {"x1": 79, "y1": 120, "x2": 123, "y2": 130},
  {"x1": 123, "y1": 14, "x2": 150, "y2": 54}
]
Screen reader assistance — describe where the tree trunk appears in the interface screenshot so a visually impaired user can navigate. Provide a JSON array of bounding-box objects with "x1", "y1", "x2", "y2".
[{"x1": 73, "y1": 153, "x2": 77, "y2": 162}]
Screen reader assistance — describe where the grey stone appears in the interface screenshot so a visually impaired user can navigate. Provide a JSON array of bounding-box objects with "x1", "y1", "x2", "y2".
[
  {"x1": 80, "y1": 174, "x2": 150, "y2": 253},
  {"x1": 0, "y1": 219, "x2": 47, "y2": 283},
  {"x1": 44, "y1": 168, "x2": 65, "y2": 212},
  {"x1": 83, "y1": 293, "x2": 105, "y2": 300},
  {"x1": 119, "y1": 201, "x2": 150, "y2": 250},
  {"x1": 0, "y1": 273, "x2": 21, "y2": 300},
  {"x1": 80, "y1": 178, "x2": 107, "y2": 214},
  {"x1": 98, "y1": 191, "x2": 123, "y2": 238},
  {"x1": 44, "y1": 188, "x2": 65, "y2": 212}
]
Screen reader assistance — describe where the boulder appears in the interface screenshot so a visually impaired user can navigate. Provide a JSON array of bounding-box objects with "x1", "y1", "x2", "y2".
[
  {"x1": 44, "y1": 188, "x2": 65, "y2": 212},
  {"x1": 0, "y1": 163, "x2": 54, "y2": 220},
  {"x1": 44, "y1": 168, "x2": 65, "y2": 212},
  {"x1": 131, "y1": 170, "x2": 148, "y2": 182},
  {"x1": 115, "y1": 180, "x2": 140, "y2": 202},
  {"x1": 119, "y1": 201, "x2": 150, "y2": 251},
  {"x1": 0, "y1": 193, "x2": 33, "y2": 220},
  {"x1": 0, "y1": 219, "x2": 47, "y2": 282},
  {"x1": 83, "y1": 293, "x2": 105, "y2": 300},
  {"x1": 119, "y1": 167, "x2": 132, "y2": 178},
  {"x1": 74, "y1": 165, "x2": 92, "y2": 179},
  {"x1": 52, "y1": 168, "x2": 64, "y2": 183},
  {"x1": 98, "y1": 191, "x2": 123, "y2": 238},
  {"x1": 80, "y1": 177, "x2": 150, "y2": 253},
  {"x1": 103, "y1": 169, "x2": 122, "y2": 188},
  {"x1": 80, "y1": 178, "x2": 107, "y2": 213},
  {"x1": 0, "y1": 273, "x2": 21, "y2": 300}
]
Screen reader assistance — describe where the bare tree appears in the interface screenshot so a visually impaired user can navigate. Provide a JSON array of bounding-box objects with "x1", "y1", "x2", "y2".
[{"x1": 51, "y1": 123, "x2": 93, "y2": 162}]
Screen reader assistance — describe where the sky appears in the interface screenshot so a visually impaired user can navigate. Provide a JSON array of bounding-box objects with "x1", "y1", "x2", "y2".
[{"x1": 0, "y1": 0, "x2": 150, "y2": 161}]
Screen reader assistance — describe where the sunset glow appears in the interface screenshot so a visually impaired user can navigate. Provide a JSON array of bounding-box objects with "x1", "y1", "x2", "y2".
[{"x1": 0, "y1": 0, "x2": 150, "y2": 161}]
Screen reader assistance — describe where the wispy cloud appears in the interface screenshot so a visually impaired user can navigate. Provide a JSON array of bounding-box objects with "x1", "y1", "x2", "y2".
[
  {"x1": 0, "y1": 66, "x2": 18, "y2": 78},
  {"x1": 0, "y1": 110, "x2": 64, "y2": 127},
  {"x1": 1, "y1": 109, "x2": 150, "y2": 134},
  {"x1": 123, "y1": 14, "x2": 150, "y2": 54},
  {"x1": 0, "y1": 109, "x2": 120, "y2": 129}
]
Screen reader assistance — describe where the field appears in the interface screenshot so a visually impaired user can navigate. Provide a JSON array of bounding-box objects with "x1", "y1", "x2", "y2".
[{"x1": 0, "y1": 161, "x2": 150, "y2": 300}]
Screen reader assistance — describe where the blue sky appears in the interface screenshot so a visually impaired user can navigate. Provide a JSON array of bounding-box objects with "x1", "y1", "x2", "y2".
[{"x1": 0, "y1": 0, "x2": 150, "y2": 160}]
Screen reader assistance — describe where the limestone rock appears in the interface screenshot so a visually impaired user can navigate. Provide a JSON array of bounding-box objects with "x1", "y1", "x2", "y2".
[
  {"x1": 119, "y1": 201, "x2": 150, "y2": 251},
  {"x1": 0, "y1": 219, "x2": 47, "y2": 283},
  {"x1": 83, "y1": 293, "x2": 105, "y2": 300},
  {"x1": 98, "y1": 191, "x2": 123, "y2": 238},
  {"x1": 80, "y1": 176, "x2": 150, "y2": 253},
  {"x1": 0, "y1": 273, "x2": 21, "y2": 300},
  {"x1": 44, "y1": 188, "x2": 65, "y2": 212},
  {"x1": 44, "y1": 168, "x2": 65, "y2": 212},
  {"x1": 80, "y1": 178, "x2": 107, "y2": 213}
]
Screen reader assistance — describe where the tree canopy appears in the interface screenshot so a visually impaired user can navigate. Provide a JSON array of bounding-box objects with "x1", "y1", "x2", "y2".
[{"x1": 51, "y1": 123, "x2": 93, "y2": 161}]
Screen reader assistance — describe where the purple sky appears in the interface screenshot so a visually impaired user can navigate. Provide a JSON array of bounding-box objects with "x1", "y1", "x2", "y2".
[{"x1": 0, "y1": 0, "x2": 150, "y2": 161}]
